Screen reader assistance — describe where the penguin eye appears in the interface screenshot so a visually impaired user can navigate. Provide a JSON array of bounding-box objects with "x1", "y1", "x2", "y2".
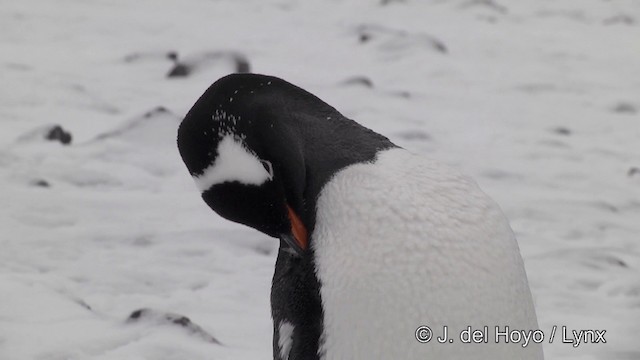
[{"x1": 261, "y1": 160, "x2": 274, "y2": 179}]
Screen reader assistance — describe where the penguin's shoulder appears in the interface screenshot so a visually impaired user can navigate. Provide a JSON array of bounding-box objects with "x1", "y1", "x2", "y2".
[
  {"x1": 315, "y1": 147, "x2": 510, "y2": 237},
  {"x1": 312, "y1": 147, "x2": 526, "y2": 283}
]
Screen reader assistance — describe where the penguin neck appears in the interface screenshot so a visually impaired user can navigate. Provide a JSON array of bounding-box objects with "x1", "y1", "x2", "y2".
[{"x1": 271, "y1": 109, "x2": 397, "y2": 234}]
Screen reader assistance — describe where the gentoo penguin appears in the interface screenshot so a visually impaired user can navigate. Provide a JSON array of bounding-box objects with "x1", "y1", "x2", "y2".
[{"x1": 177, "y1": 73, "x2": 544, "y2": 360}]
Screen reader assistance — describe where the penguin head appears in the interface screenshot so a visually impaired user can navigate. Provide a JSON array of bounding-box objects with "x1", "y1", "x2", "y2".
[
  {"x1": 177, "y1": 74, "x2": 316, "y2": 255},
  {"x1": 178, "y1": 73, "x2": 394, "y2": 257}
]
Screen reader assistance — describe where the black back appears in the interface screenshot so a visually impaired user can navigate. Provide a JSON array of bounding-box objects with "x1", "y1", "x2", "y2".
[{"x1": 177, "y1": 73, "x2": 396, "y2": 359}]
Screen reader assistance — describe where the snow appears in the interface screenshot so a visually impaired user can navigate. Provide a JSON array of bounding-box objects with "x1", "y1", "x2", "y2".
[
  {"x1": 192, "y1": 135, "x2": 274, "y2": 191},
  {"x1": 1, "y1": 0, "x2": 639, "y2": 359}
]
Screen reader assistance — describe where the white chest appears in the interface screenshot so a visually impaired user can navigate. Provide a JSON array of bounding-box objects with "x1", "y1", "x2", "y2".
[{"x1": 312, "y1": 149, "x2": 543, "y2": 360}]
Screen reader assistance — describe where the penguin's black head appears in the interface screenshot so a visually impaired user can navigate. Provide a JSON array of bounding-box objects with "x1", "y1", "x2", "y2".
[
  {"x1": 177, "y1": 74, "x2": 325, "y2": 255},
  {"x1": 178, "y1": 73, "x2": 395, "y2": 256}
]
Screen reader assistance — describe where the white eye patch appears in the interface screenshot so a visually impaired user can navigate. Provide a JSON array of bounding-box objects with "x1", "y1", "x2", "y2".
[{"x1": 192, "y1": 134, "x2": 274, "y2": 191}]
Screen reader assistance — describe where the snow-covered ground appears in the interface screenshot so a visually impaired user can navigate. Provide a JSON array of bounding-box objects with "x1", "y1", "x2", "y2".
[{"x1": 1, "y1": 0, "x2": 639, "y2": 359}]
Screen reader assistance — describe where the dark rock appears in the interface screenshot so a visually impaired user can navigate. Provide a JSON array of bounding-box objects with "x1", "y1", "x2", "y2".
[
  {"x1": 430, "y1": 39, "x2": 448, "y2": 54},
  {"x1": 586, "y1": 254, "x2": 628, "y2": 269},
  {"x1": 612, "y1": 102, "x2": 637, "y2": 115},
  {"x1": 166, "y1": 51, "x2": 250, "y2": 78},
  {"x1": 166, "y1": 51, "x2": 179, "y2": 62},
  {"x1": 391, "y1": 90, "x2": 412, "y2": 98},
  {"x1": 171, "y1": 316, "x2": 191, "y2": 327},
  {"x1": 359, "y1": 33, "x2": 371, "y2": 43},
  {"x1": 231, "y1": 53, "x2": 251, "y2": 73},
  {"x1": 341, "y1": 76, "x2": 374, "y2": 88},
  {"x1": 609, "y1": 257, "x2": 627, "y2": 268},
  {"x1": 75, "y1": 298, "x2": 93, "y2": 311},
  {"x1": 167, "y1": 63, "x2": 191, "y2": 78},
  {"x1": 127, "y1": 308, "x2": 221, "y2": 344},
  {"x1": 143, "y1": 106, "x2": 169, "y2": 118},
  {"x1": 30, "y1": 179, "x2": 50, "y2": 188},
  {"x1": 128, "y1": 309, "x2": 144, "y2": 320},
  {"x1": 45, "y1": 125, "x2": 72, "y2": 145},
  {"x1": 628, "y1": 167, "x2": 640, "y2": 177},
  {"x1": 124, "y1": 50, "x2": 180, "y2": 63},
  {"x1": 356, "y1": 24, "x2": 447, "y2": 54},
  {"x1": 551, "y1": 127, "x2": 572, "y2": 136}
]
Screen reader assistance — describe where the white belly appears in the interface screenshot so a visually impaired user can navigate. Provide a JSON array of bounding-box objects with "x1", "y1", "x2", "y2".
[{"x1": 312, "y1": 148, "x2": 543, "y2": 360}]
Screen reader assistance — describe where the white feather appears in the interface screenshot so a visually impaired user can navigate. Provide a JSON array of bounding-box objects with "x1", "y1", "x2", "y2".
[
  {"x1": 313, "y1": 148, "x2": 543, "y2": 360},
  {"x1": 278, "y1": 321, "x2": 294, "y2": 360},
  {"x1": 192, "y1": 135, "x2": 272, "y2": 191}
]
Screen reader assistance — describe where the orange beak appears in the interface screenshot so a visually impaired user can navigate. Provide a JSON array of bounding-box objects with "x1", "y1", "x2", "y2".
[{"x1": 285, "y1": 204, "x2": 308, "y2": 253}]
